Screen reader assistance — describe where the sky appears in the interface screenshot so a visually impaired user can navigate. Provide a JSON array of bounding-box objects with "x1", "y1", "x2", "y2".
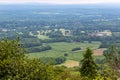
[{"x1": 0, "y1": 0, "x2": 120, "y2": 4}]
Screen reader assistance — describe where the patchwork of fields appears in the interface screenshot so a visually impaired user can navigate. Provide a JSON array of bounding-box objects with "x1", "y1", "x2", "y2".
[{"x1": 27, "y1": 41, "x2": 103, "y2": 62}]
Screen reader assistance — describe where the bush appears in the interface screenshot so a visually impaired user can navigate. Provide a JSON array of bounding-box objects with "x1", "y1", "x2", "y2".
[
  {"x1": 27, "y1": 45, "x2": 52, "y2": 53},
  {"x1": 40, "y1": 56, "x2": 66, "y2": 65},
  {"x1": 64, "y1": 53, "x2": 68, "y2": 57},
  {"x1": 72, "y1": 47, "x2": 81, "y2": 51}
]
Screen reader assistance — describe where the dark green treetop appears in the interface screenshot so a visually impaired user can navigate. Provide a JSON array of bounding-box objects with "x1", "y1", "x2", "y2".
[{"x1": 80, "y1": 48, "x2": 97, "y2": 79}]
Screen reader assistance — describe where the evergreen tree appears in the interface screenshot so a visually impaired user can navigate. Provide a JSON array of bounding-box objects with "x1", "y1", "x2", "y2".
[{"x1": 80, "y1": 48, "x2": 97, "y2": 79}]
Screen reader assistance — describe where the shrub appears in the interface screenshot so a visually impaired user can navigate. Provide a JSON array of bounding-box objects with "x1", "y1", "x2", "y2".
[{"x1": 72, "y1": 47, "x2": 81, "y2": 51}]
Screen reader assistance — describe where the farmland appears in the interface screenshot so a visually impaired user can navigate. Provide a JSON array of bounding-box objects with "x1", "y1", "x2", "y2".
[
  {"x1": 1, "y1": 4, "x2": 120, "y2": 79},
  {"x1": 58, "y1": 60, "x2": 79, "y2": 67},
  {"x1": 27, "y1": 41, "x2": 102, "y2": 62}
]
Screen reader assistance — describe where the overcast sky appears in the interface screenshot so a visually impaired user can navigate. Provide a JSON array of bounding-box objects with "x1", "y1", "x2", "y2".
[{"x1": 0, "y1": 0, "x2": 120, "y2": 4}]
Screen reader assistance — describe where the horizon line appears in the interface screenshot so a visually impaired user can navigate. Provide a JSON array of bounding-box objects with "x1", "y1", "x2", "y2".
[{"x1": 0, "y1": 2, "x2": 120, "y2": 5}]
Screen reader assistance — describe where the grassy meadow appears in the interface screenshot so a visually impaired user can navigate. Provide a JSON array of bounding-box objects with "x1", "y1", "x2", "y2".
[
  {"x1": 37, "y1": 35, "x2": 50, "y2": 40},
  {"x1": 26, "y1": 41, "x2": 102, "y2": 61}
]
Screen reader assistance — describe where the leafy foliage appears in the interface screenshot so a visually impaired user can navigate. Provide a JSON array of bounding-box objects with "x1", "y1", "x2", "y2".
[
  {"x1": 27, "y1": 45, "x2": 52, "y2": 53},
  {"x1": 39, "y1": 57, "x2": 66, "y2": 65},
  {"x1": 0, "y1": 38, "x2": 118, "y2": 79},
  {"x1": 72, "y1": 47, "x2": 81, "y2": 51},
  {"x1": 0, "y1": 38, "x2": 55, "y2": 80},
  {"x1": 104, "y1": 46, "x2": 120, "y2": 78}
]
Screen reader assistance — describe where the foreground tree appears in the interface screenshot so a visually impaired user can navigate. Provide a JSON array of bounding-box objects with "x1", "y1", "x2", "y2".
[
  {"x1": 80, "y1": 48, "x2": 97, "y2": 79},
  {"x1": 0, "y1": 38, "x2": 55, "y2": 80}
]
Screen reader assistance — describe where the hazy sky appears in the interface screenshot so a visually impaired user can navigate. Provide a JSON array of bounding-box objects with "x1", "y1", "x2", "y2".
[{"x1": 0, "y1": 0, "x2": 120, "y2": 4}]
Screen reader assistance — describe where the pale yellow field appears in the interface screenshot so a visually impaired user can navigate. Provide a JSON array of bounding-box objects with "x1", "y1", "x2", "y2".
[
  {"x1": 93, "y1": 48, "x2": 106, "y2": 56},
  {"x1": 58, "y1": 60, "x2": 79, "y2": 68}
]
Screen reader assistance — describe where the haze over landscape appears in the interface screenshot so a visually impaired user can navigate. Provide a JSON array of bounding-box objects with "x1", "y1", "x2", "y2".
[
  {"x1": 1, "y1": 0, "x2": 120, "y2": 4},
  {"x1": 1, "y1": 0, "x2": 120, "y2": 80}
]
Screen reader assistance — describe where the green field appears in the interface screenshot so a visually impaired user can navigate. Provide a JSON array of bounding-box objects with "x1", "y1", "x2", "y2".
[
  {"x1": 37, "y1": 35, "x2": 50, "y2": 40},
  {"x1": 29, "y1": 31, "x2": 50, "y2": 40},
  {"x1": 26, "y1": 41, "x2": 102, "y2": 61}
]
